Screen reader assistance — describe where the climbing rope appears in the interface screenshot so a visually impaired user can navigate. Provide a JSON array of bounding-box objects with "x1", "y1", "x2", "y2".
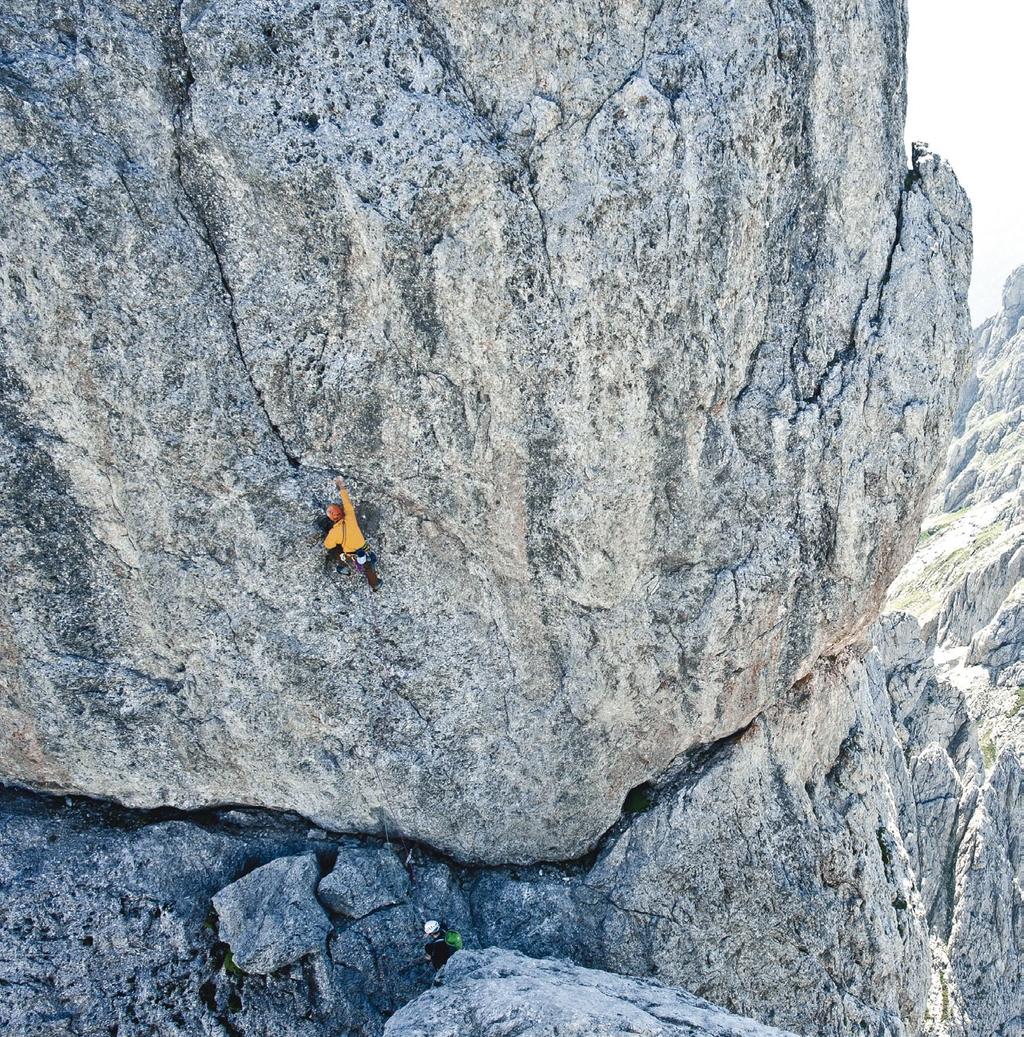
[
  {"x1": 354, "y1": 571, "x2": 427, "y2": 905},
  {"x1": 321, "y1": 480, "x2": 435, "y2": 909}
]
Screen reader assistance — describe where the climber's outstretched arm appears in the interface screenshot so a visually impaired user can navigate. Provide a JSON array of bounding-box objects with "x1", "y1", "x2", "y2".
[{"x1": 334, "y1": 475, "x2": 355, "y2": 514}]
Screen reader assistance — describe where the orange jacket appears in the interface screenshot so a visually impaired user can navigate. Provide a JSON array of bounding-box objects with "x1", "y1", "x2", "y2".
[{"x1": 324, "y1": 487, "x2": 367, "y2": 554}]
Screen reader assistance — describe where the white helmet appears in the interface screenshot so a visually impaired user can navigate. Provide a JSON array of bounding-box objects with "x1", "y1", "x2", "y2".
[{"x1": 424, "y1": 920, "x2": 441, "y2": 936}]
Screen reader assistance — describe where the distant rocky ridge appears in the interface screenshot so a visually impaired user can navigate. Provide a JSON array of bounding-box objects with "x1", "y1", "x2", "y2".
[
  {"x1": 883, "y1": 263, "x2": 1024, "y2": 1035},
  {"x1": 888, "y1": 265, "x2": 1024, "y2": 757}
]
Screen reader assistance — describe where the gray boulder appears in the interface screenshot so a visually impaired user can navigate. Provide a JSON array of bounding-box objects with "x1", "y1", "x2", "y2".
[
  {"x1": 384, "y1": 948, "x2": 800, "y2": 1037},
  {"x1": 213, "y1": 854, "x2": 330, "y2": 975},
  {"x1": 0, "y1": 0, "x2": 970, "y2": 863},
  {"x1": 319, "y1": 844, "x2": 412, "y2": 919}
]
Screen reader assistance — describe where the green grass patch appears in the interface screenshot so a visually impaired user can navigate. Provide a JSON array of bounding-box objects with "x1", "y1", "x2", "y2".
[
  {"x1": 981, "y1": 730, "x2": 998, "y2": 770},
  {"x1": 223, "y1": 950, "x2": 244, "y2": 977},
  {"x1": 1007, "y1": 687, "x2": 1024, "y2": 719},
  {"x1": 921, "y1": 504, "x2": 972, "y2": 534},
  {"x1": 893, "y1": 519, "x2": 1008, "y2": 613},
  {"x1": 917, "y1": 504, "x2": 973, "y2": 544}
]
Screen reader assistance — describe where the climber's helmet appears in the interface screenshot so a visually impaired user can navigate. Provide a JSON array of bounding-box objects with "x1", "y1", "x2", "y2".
[
  {"x1": 424, "y1": 920, "x2": 441, "y2": 937},
  {"x1": 326, "y1": 503, "x2": 343, "y2": 522}
]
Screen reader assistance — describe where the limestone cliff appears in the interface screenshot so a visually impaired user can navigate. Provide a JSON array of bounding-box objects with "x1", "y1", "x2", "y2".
[
  {"x1": 889, "y1": 267, "x2": 1024, "y2": 676},
  {"x1": 0, "y1": 2, "x2": 995, "y2": 1037},
  {"x1": 1, "y1": 0, "x2": 969, "y2": 863},
  {"x1": 889, "y1": 267, "x2": 1024, "y2": 699},
  {"x1": 884, "y1": 263, "x2": 1024, "y2": 1036}
]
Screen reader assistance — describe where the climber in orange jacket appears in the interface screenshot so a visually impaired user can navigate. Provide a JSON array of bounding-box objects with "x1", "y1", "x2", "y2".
[{"x1": 323, "y1": 476, "x2": 381, "y2": 592}]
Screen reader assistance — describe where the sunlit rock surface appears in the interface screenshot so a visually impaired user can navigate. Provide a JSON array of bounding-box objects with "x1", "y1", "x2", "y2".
[
  {"x1": 384, "y1": 949, "x2": 800, "y2": 1037},
  {"x1": 0, "y1": 0, "x2": 969, "y2": 862},
  {"x1": 3, "y1": 2, "x2": 1002, "y2": 1036},
  {"x1": 888, "y1": 264, "x2": 1024, "y2": 758}
]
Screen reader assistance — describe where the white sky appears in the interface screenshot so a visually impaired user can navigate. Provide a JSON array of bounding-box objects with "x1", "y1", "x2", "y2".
[{"x1": 906, "y1": 1, "x2": 1024, "y2": 324}]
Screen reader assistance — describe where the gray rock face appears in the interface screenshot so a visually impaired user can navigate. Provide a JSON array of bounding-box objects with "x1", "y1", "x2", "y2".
[
  {"x1": 946, "y1": 751, "x2": 1024, "y2": 1036},
  {"x1": 966, "y1": 584, "x2": 1024, "y2": 672},
  {"x1": 874, "y1": 611, "x2": 982, "y2": 936},
  {"x1": 880, "y1": 258, "x2": 1024, "y2": 1035},
  {"x1": 318, "y1": 844, "x2": 412, "y2": 919},
  {"x1": 2, "y1": 621, "x2": 1018, "y2": 1037},
  {"x1": 1, "y1": 0, "x2": 998, "y2": 1034},
  {"x1": 562, "y1": 651, "x2": 932, "y2": 1037},
  {"x1": 887, "y1": 262, "x2": 1024, "y2": 761},
  {"x1": 871, "y1": 609, "x2": 1024, "y2": 1037},
  {"x1": 944, "y1": 265, "x2": 1024, "y2": 514},
  {"x1": 0, "y1": 0, "x2": 970, "y2": 862},
  {"x1": 384, "y1": 948, "x2": 800, "y2": 1037},
  {"x1": 213, "y1": 853, "x2": 330, "y2": 974}
]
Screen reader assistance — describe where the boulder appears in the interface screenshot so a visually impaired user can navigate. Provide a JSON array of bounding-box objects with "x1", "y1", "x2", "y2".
[
  {"x1": 213, "y1": 854, "x2": 330, "y2": 975},
  {"x1": 319, "y1": 844, "x2": 412, "y2": 919},
  {"x1": 384, "y1": 948, "x2": 800, "y2": 1037}
]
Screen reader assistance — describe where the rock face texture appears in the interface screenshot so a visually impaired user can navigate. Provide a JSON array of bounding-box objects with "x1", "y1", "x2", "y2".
[
  {"x1": 0, "y1": 0, "x2": 971, "y2": 862},
  {"x1": 0, "y1": 788, "x2": 800, "y2": 1037},
  {"x1": 888, "y1": 264, "x2": 1024, "y2": 759},
  {"x1": 4, "y1": 1, "x2": 1002, "y2": 1036},
  {"x1": 946, "y1": 751, "x2": 1024, "y2": 1037},
  {"x1": 0, "y1": 789, "x2": 354, "y2": 1037},
  {"x1": 0, "y1": 631, "x2": 1001, "y2": 1037},
  {"x1": 881, "y1": 263, "x2": 1024, "y2": 1036},
  {"x1": 212, "y1": 853, "x2": 331, "y2": 974},
  {"x1": 384, "y1": 949, "x2": 800, "y2": 1037},
  {"x1": 944, "y1": 266, "x2": 1024, "y2": 517},
  {"x1": 318, "y1": 843, "x2": 412, "y2": 919}
]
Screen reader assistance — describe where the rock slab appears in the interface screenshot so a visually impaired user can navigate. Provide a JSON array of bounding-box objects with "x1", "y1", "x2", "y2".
[
  {"x1": 213, "y1": 853, "x2": 330, "y2": 975},
  {"x1": 384, "y1": 948, "x2": 800, "y2": 1037}
]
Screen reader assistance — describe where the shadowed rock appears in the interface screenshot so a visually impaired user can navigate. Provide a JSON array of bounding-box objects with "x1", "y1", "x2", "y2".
[
  {"x1": 319, "y1": 845, "x2": 412, "y2": 919},
  {"x1": 213, "y1": 854, "x2": 330, "y2": 974}
]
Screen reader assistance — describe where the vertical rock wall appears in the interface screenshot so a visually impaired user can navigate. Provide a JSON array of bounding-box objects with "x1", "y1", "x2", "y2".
[{"x1": 0, "y1": 0, "x2": 970, "y2": 863}]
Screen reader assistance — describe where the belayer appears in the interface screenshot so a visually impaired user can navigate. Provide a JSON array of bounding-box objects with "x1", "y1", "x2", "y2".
[
  {"x1": 423, "y1": 919, "x2": 463, "y2": 970},
  {"x1": 323, "y1": 476, "x2": 381, "y2": 592}
]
